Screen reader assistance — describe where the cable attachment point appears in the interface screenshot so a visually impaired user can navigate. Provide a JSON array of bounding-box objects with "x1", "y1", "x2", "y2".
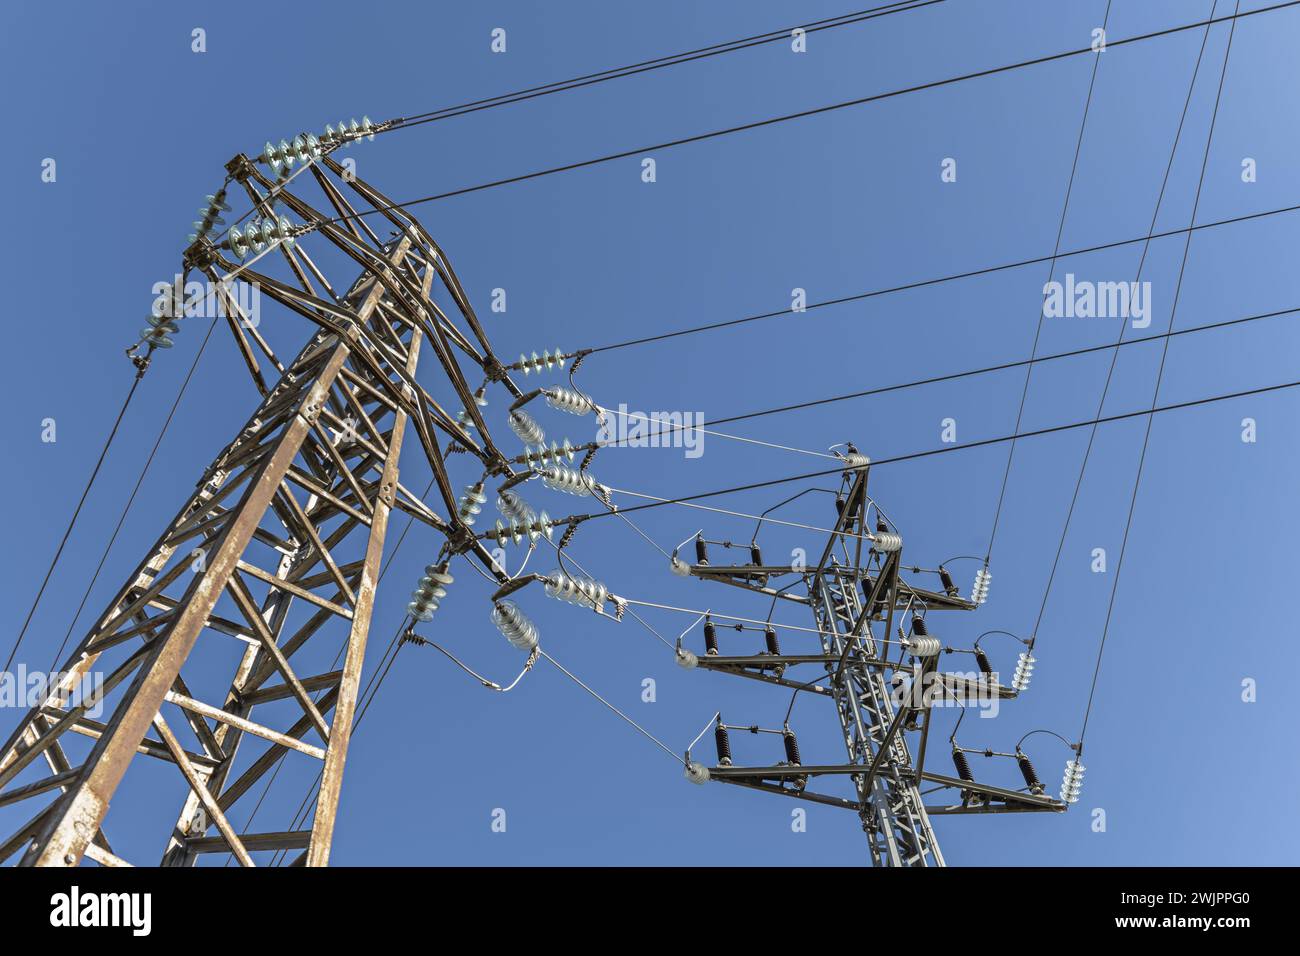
[
  {"x1": 684, "y1": 760, "x2": 710, "y2": 784},
  {"x1": 125, "y1": 343, "x2": 154, "y2": 372}
]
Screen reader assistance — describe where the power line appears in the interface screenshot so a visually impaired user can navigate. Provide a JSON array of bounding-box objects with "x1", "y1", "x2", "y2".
[
  {"x1": 1079, "y1": 0, "x2": 1241, "y2": 751},
  {"x1": 45, "y1": 316, "x2": 222, "y2": 676},
  {"x1": 586, "y1": 200, "x2": 1300, "y2": 354},
  {"x1": 392, "y1": 1, "x2": 943, "y2": 130},
  {"x1": 301, "y1": 2, "x2": 1298, "y2": 233},
  {"x1": 4, "y1": 366, "x2": 147, "y2": 674},
  {"x1": 538, "y1": 649, "x2": 683, "y2": 765},
  {"x1": 983, "y1": 0, "x2": 1113, "y2": 565},
  {"x1": 589, "y1": 305, "x2": 1299, "y2": 442},
  {"x1": 572, "y1": 376, "x2": 1300, "y2": 524},
  {"x1": 1028, "y1": 0, "x2": 1221, "y2": 652}
]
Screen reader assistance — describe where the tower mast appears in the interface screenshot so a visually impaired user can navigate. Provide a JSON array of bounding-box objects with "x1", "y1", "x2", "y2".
[{"x1": 0, "y1": 131, "x2": 520, "y2": 866}]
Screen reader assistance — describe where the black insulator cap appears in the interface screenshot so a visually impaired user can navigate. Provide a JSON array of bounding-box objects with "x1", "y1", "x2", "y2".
[
  {"x1": 714, "y1": 726, "x2": 733, "y2": 766},
  {"x1": 974, "y1": 647, "x2": 993, "y2": 676},
  {"x1": 764, "y1": 627, "x2": 780, "y2": 656},
  {"x1": 952, "y1": 748, "x2": 975, "y2": 782},
  {"x1": 749, "y1": 545, "x2": 763, "y2": 566},
  {"x1": 704, "y1": 622, "x2": 718, "y2": 655},
  {"x1": 783, "y1": 731, "x2": 802, "y2": 766},
  {"x1": 694, "y1": 536, "x2": 709, "y2": 565},
  {"x1": 1017, "y1": 754, "x2": 1044, "y2": 795},
  {"x1": 911, "y1": 617, "x2": 929, "y2": 636},
  {"x1": 939, "y1": 567, "x2": 957, "y2": 595}
]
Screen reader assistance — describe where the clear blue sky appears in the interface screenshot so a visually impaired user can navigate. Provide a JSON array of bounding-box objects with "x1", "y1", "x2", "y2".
[{"x1": 2, "y1": 0, "x2": 1297, "y2": 866}]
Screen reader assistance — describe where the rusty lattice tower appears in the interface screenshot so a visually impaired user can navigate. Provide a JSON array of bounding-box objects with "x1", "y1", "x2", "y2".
[{"x1": 0, "y1": 124, "x2": 541, "y2": 866}]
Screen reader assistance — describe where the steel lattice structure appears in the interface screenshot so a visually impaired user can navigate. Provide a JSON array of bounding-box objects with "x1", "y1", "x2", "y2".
[
  {"x1": 0, "y1": 128, "x2": 536, "y2": 866},
  {"x1": 0, "y1": 121, "x2": 1071, "y2": 869},
  {"x1": 680, "y1": 463, "x2": 1064, "y2": 866}
]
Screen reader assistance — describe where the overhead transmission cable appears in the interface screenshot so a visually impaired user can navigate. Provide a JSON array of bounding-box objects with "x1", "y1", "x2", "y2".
[
  {"x1": 296, "y1": 2, "x2": 1297, "y2": 235},
  {"x1": 391, "y1": 1, "x2": 943, "y2": 130},
  {"x1": 4, "y1": 366, "x2": 148, "y2": 674},
  {"x1": 983, "y1": 0, "x2": 1114, "y2": 567},
  {"x1": 584, "y1": 200, "x2": 1300, "y2": 354},
  {"x1": 538, "y1": 649, "x2": 684, "y2": 764},
  {"x1": 45, "y1": 315, "x2": 222, "y2": 676},
  {"x1": 591, "y1": 305, "x2": 1299, "y2": 443},
  {"x1": 1079, "y1": 0, "x2": 1242, "y2": 753},
  {"x1": 1028, "y1": 0, "x2": 1221, "y2": 654},
  {"x1": 266, "y1": 323, "x2": 1284, "y2": 858},
  {"x1": 556, "y1": 376, "x2": 1300, "y2": 526}
]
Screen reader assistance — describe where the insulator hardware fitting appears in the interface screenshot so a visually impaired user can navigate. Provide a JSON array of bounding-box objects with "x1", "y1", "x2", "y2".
[
  {"x1": 188, "y1": 189, "x2": 232, "y2": 243},
  {"x1": 1011, "y1": 651, "x2": 1035, "y2": 692},
  {"x1": 457, "y1": 481, "x2": 487, "y2": 526},
  {"x1": 544, "y1": 386, "x2": 595, "y2": 416},
  {"x1": 908, "y1": 636, "x2": 941, "y2": 659},
  {"x1": 228, "y1": 216, "x2": 297, "y2": 259},
  {"x1": 496, "y1": 488, "x2": 532, "y2": 524},
  {"x1": 492, "y1": 600, "x2": 539, "y2": 652},
  {"x1": 873, "y1": 531, "x2": 902, "y2": 553},
  {"x1": 407, "y1": 563, "x2": 453, "y2": 622},
  {"x1": 515, "y1": 349, "x2": 568, "y2": 376},
  {"x1": 541, "y1": 464, "x2": 611, "y2": 503},
  {"x1": 517, "y1": 439, "x2": 579, "y2": 467},
  {"x1": 544, "y1": 571, "x2": 609, "y2": 612},
  {"x1": 684, "y1": 761, "x2": 710, "y2": 784},
  {"x1": 455, "y1": 387, "x2": 489, "y2": 431},
  {"x1": 491, "y1": 512, "x2": 555, "y2": 547},
  {"x1": 508, "y1": 409, "x2": 545, "y2": 446},
  {"x1": 1060, "y1": 758, "x2": 1085, "y2": 804}
]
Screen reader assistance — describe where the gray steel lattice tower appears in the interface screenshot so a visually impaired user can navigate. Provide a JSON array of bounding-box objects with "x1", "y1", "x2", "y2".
[{"x1": 683, "y1": 464, "x2": 1064, "y2": 866}]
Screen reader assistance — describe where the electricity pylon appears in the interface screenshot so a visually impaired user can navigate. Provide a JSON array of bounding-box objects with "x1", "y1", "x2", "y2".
[
  {"x1": 679, "y1": 460, "x2": 1064, "y2": 867},
  {"x1": 0, "y1": 127, "x2": 527, "y2": 866}
]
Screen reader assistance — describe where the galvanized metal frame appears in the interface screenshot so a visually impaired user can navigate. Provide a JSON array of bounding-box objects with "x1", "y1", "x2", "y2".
[{"x1": 688, "y1": 465, "x2": 1063, "y2": 866}]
